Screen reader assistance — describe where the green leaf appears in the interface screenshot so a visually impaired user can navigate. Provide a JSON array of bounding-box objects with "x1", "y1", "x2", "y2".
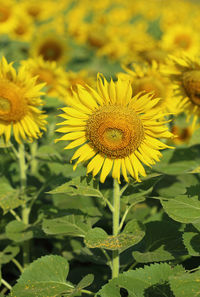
[
  {"x1": 10, "y1": 255, "x2": 74, "y2": 297},
  {"x1": 132, "y1": 221, "x2": 187, "y2": 263},
  {"x1": 183, "y1": 232, "x2": 200, "y2": 256},
  {"x1": 169, "y1": 270, "x2": 200, "y2": 297},
  {"x1": 75, "y1": 274, "x2": 94, "y2": 291},
  {"x1": 0, "y1": 178, "x2": 25, "y2": 214},
  {"x1": 161, "y1": 195, "x2": 200, "y2": 224},
  {"x1": 96, "y1": 263, "x2": 184, "y2": 297},
  {"x1": 42, "y1": 213, "x2": 90, "y2": 237},
  {"x1": 47, "y1": 179, "x2": 103, "y2": 198},
  {"x1": 85, "y1": 220, "x2": 145, "y2": 252},
  {"x1": 5, "y1": 220, "x2": 33, "y2": 242},
  {"x1": 0, "y1": 245, "x2": 20, "y2": 264}
]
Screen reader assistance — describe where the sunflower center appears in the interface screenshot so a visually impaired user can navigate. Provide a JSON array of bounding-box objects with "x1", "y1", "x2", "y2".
[
  {"x1": 39, "y1": 41, "x2": 62, "y2": 61},
  {"x1": 35, "y1": 68, "x2": 55, "y2": 85},
  {"x1": 0, "y1": 80, "x2": 28, "y2": 122},
  {"x1": 183, "y1": 70, "x2": 200, "y2": 106},
  {"x1": 174, "y1": 34, "x2": 191, "y2": 50},
  {"x1": 0, "y1": 7, "x2": 10, "y2": 22},
  {"x1": 86, "y1": 105, "x2": 144, "y2": 158}
]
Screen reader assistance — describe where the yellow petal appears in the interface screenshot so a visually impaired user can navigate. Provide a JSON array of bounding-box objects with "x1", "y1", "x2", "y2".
[{"x1": 100, "y1": 158, "x2": 113, "y2": 183}]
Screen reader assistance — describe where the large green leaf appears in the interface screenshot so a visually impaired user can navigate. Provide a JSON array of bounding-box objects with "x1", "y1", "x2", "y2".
[
  {"x1": 169, "y1": 269, "x2": 200, "y2": 297},
  {"x1": 10, "y1": 255, "x2": 73, "y2": 297},
  {"x1": 10, "y1": 255, "x2": 94, "y2": 297},
  {"x1": 132, "y1": 221, "x2": 187, "y2": 263},
  {"x1": 85, "y1": 220, "x2": 145, "y2": 252},
  {"x1": 161, "y1": 195, "x2": 200, "y2": 224},
  {"x1": 96, "y1": 263, "x2": 184, "y2": 297},
  {"x1": 42, "y1": 213, "x2": 90, "y2": 237}
]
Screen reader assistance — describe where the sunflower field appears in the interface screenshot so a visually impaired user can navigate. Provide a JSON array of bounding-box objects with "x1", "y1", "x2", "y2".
[{"x1": 1, "y1": 0, "x2": 200, "y2": 296}]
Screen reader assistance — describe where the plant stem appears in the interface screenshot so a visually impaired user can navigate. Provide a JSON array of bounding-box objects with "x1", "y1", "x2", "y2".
[
  {"x1": 1, "y1": 278, "x2": 12, "y2": 291},
  {"x1": 30, "y1": 141, "x2": 38, "y2": 175},
  {"x1": 18, "y1": 143, "x2": 30, "y2": 267},
  {"x1": 12, "y1": 258, "x2": 24, "y2": 273},
  {"x1": 80, "y1": 289, "x2": 95, "y2": 295},
  {"x1": 112, "y1": 179, "x2": 120, "y2": 279}
]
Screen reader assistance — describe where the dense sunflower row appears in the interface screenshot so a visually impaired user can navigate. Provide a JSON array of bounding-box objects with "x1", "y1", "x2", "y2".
[{"x1": 0, "y1": 0, "x2": 200, "y2": 182}]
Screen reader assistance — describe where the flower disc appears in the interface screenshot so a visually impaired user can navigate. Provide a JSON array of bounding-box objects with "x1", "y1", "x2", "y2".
[
  {"x1": 86, "y1": 105, "x2": 144, "y2": 158},
  {"x1": 183, "y1": 70, "x2": 200, "y2": 106}
]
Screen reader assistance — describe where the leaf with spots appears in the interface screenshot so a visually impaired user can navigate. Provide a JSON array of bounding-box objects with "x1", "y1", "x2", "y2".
[
  {"x1": 84, "y1": 219, "x2": 145, "y2": 252},
  {"x1": 96, "y1": 263, "x2": 184, "y2": 297},
  {"x1": 169, "y1": 269, "x2": 200, "y2": 297},
  {"x1": 0, "y1": 245, "x2": 20, "y2": 265}
]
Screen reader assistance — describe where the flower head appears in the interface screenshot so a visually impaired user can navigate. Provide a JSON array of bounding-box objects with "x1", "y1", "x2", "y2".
[
  {"x1": 0, "y1": 57, "x2": 47, "y2": 144},
  {"x1": 56, "y1": 74, "x2": 173, "y2": 183},
  {"x1": 165, "y1": 55, "x2": 200, "y2": 125}
]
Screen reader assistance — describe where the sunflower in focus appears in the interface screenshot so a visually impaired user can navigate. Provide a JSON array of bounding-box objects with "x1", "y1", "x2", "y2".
[
  {"x1": 165, "y1": 55, "x2": 200, "y2": 125},
  {"x1": 117, "y1": 61, "x2": 174, "y2": 112},
  {"x1": 56, "y1": 74, "x2": 173, "y2": 183},
  {"x1": 20, "y1": 57, "x2": 67, "y2": 99},
  {"x1": 0, "y1": 57, "x2": 47, "y2": 144},
  {"x1": 30, "y1": 31, "x2": 68, "y2": 65}
]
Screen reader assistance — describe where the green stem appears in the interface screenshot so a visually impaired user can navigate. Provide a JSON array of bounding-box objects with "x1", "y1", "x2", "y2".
[
  {"x1": 112, "y1": 179, "x2": 120, "y2": 279},
  {"x1": 30, "y1": 141, "x2": 38, "y2": 175},
  {"x1": 80, "y1": 289, "x2": 95, "y2": 296},
  {"x1": 9, "y1": 209, "x2": 21, "y2": 222},
  {"x1": 12, "y1": 258, "x2": 24, "y2": 273},
  {"x1": 18, "y1": 143, "x2": 30, "y2": 267},
  {"x1": 1, "y1": 278, "x2": 12, "y2": 291}
]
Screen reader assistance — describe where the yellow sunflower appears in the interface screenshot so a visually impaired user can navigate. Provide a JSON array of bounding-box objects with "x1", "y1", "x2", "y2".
[
  {"x1": 29, "y1": 31, "x2": 68, "y2": 65},
  {"x1": 117, "y1": 61, "x2": 174, "y2": 112},
  {"x1": 0, "y1": 0, "x2": 18, "y2": 34},
  {"x1": 20, "y1": 57, "x2": 67, "y2": 99},
  {"x1": 55, "y1": 74, "x2": 173, "y2": 183},
  {"x1": 0, "y1": 57, "x2": 47, "y2": 144},
  {"x1": 9, "y1": 11, "x2": 35, "y2": 42},
  {"x1": 161, "y1": 24, "x2": 200, "y2": 56},
  {"x1": 165, "y1": 55, "x2": 200, "y2": 125}
]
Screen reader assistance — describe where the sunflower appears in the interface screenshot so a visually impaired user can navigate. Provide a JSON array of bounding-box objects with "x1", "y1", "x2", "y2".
[
  {"x1": 161, "y1": 24, "x2": 200, "y2": 56},
  {"x1": 9, "y1": 11, "x2": 35, "y2": 42},
  {"x1": 20, "y1": 57, "x2": 67, "y2": 99},
  {"x1": 0, "y1": 0, "x2": 18, "y2": 34},
  {"x1": 55, "y1": 74, "x2": 173, "y2": 183},
  {"x1": 29, "y1": 31, "x2": 68, "y2": 65},
  {"x1": 0, "y1": 57, "x2": 47, "y2": 144},
  {"x1": 117, "y1": 61, "x2": 174, "y2": 112},
  {"x1": 165, "y1": 55, "x2": 200, "y2": 125}
]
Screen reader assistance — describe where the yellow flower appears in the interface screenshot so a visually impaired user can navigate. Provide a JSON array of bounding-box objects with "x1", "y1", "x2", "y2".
[
  {"x1": 170, "y1": 125, "x2": 194, "y2": 145},
  {"x1": 55, "y1": 74, "x2": 173, "y2": 183},
  {"x1": 118, "y1": 61, "x2": 173, "y2": 113},
  {"x1": 20, "y1": 57, "x2": 67, "y2": 99},
  {"x1": 0, "y1": 0, "x2": 18, "y2": 34},
  {"x1": 9, "y1": 11, "x2": 34, "y2": 42},
  {"x1": 29, "y1": 31, "x2": 68, "y2": 65},
  {"x1": 0, "y1": 57, "x2": 47, "y2": 144},
  {"x1": 161, "y1": 24, "x2": 200, "y2": 56},
  {"x1": 165, "y1": 55, "x2": 200, "y2": 125}
]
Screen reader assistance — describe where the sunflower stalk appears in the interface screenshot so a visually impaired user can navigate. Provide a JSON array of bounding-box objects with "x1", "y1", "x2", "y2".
[
  {"x1": 112, "y1": 178, "x2": 121, "y2": 279},
  {"x1": 30, "y1": 141, "x2": 38, "y2": 175},
  {"x1": 18, "y1": 143, "x2": 30, "y2": 267}
]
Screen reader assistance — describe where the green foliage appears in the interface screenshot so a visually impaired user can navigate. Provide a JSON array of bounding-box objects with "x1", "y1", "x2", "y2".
[
  {"x1": 96, "y1": 263, "x2": 184, "y2": 297},
  {"x1": 85, "y1": 220, "x2": 145, "y2": 252}
]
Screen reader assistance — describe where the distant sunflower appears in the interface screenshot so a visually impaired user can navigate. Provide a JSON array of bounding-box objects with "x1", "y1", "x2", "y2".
[
  {"x1": 0, "y1": 0, "x2": 18, "y2": 34},
  {"x1": 56, "y1": 74, "x2": 173, "y2": 183},
  {"x1": 20, "y1": 57, "x2": 67, "y2": 98},
  {"x1": 118, "y1": 61, "x2": 173, "y2": 112},
  {"x1": 166, "y1": 55, "x2": 200, "y2": 125},
  {"x1": 30, "y1": 32, "x2": 68, "y2": 64},
  {"x1": 0, "y1": 57, "x2": 47, "y2": 144}
]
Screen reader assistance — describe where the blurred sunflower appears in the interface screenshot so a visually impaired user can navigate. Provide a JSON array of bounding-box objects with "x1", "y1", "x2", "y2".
[
  {"x1": 118, "y1": 61, "x2": 174, "y2": 112},
  {"x1": 0, "y1": 57, "x2": 47, "y2": 144},
  {"x1": 161, "y1": 24, "x2": 200, "y2": 56},
  {"x1": 20, "y1": 57, "x2": 67, "y2": 99},
  {"x1": 0, "y1": 0, "x2": 18, "y2": 34},
  {"x1": 30, "y1": 31, "x2": 68, "y2": 64},
  {"x1": 170, "y1": 125, "x2": 194, "y2": 145},
  {"x1": 56, "y1": 74, "x2": 173, "y2": 183},
  {"x1": 165, "y1": 55, "x2": 200, "y2": 125},
  {"x1": 9, "y1": 11, "x2": 34, "y2": 42}
]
